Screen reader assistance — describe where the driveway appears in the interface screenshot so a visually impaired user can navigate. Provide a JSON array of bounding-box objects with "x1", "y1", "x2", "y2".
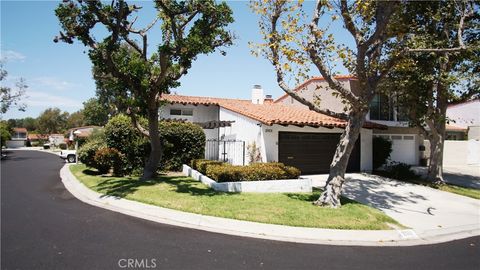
[
  {"x1": 3, "y1": 150, "x2": 480, "y2": 270},
  {"x1": 306, "y1": 173, "x2": 480, "y2": 236}
]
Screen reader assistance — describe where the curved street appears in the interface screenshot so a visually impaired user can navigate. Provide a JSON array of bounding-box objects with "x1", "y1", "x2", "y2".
[{"x1": 1, "y1": 150, "x2": 479, "y2": 270}]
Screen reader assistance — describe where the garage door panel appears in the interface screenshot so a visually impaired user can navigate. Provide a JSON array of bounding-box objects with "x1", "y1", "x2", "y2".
[{"x1": 278, "y1": 132, "x2": 360, "y2": 174}]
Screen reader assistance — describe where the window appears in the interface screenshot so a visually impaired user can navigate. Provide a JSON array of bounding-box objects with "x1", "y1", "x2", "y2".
[
  {"x1": 170, "y1": 109, "x2": 182, "y2": 115},
  {"x1": 369, "y1": 94, "x2": 408, "y2": 121},
  {"x1": 170, "y1": 108, "x2": 193, "y2": 116}
]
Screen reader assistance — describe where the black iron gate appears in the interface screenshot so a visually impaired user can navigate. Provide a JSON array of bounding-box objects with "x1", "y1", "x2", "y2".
[{"x1": 205, "y1": 139, "x2": 245, "y2": 165}]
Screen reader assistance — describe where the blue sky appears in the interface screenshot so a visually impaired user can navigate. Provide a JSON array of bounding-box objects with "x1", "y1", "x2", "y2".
[{"x1": 1, "y1": 0, "x2": 351, "y2": 119}]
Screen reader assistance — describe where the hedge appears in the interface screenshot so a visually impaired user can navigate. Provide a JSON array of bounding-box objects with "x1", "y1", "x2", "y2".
[
  {"x1": 104, "y1": 114, "x2": 149, "y2": 174},
  {"x1": 93, "y1": 147, "x2": 125, "y2": 175},
  {"x1": 373, "y1": 136, "x2": 393, "y2": 170},
  {"x1": 159, "y1": 121, "x2": 205, "y2": 171},
  {"x1": 205, "y1": 162, "x2": 301, "y2": 182},
  {"x1": 77, "y1": 133, "x2": 107, "y2": 168}
]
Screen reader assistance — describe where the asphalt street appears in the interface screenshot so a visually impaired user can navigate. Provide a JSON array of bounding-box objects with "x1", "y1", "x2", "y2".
[{"x1": 1, "y1": 150, "x2": 479, "y2": 270}]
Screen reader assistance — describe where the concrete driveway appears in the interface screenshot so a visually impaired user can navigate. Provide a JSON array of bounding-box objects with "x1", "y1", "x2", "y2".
[{"x1": 305, "y1": 173, "x2": 480, "y2": 237}]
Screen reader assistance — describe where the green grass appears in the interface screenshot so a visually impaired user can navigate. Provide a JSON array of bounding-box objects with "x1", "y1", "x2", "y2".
[
  {"x1": 435, "y1": 184, "x2": 480, "y2": 200},
  {"x1": 70, "y1": 164, "x2": 403, "y2": 230}
]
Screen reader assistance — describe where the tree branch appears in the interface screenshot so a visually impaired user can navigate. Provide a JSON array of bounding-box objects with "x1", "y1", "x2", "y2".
[
  {"x1": 126, "y1": 107, "x2": 150, "y2": 137},
  {"x1": 308, "y1": 0, "x2": 358, "y2": 104}
]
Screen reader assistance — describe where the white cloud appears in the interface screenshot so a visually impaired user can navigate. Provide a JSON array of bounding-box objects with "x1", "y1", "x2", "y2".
[
  {"x1": 1, "y1": 50, "x2": 26, "y2": 62},
  {"x1": 33, "y1": 76, "x2": 78, "y2": 91},
  {"x1": 25, "y1": 91, "x2": 82, "y2": 109}
]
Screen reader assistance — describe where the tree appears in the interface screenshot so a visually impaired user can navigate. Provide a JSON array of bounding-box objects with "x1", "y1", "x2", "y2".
[
  {"x1": 55, "y1": 0, "x2": 234, "y2": 180},
  {"x1": 251, "y1": 0, "x2": 404, "y2": 207},
  {"x1": 67, "y1": 110, "x2": 86, "y2": 128},
  {"x1": 0, "y1": 64, "x2": 27, "y2": 114},
  {"x1": 82, "y1": 98, "x2": 110, "y2": 126},
  {"x1": 22, "y1": 117, "x2": 38, "y2": 132},
  {"x1": 381, "y1": 0, "x2": 478, "y2": 183},
  {"x1": 37, "y1": 108, "x2": 69, "y2": 135},
  {"x1": 0, "y1": 121, "x2": 11, "y2": 147}
]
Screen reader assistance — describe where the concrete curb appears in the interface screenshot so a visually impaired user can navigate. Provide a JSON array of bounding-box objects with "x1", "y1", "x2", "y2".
[{"x1": 60, "y1": 164, "x2": 480, "y2": 246}]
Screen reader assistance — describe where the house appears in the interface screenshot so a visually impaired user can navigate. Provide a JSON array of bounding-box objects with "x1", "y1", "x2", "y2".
[
  {"x1": 66, "y1": 126, "x2": 101, "y2": 141},
  {"x1": 161, "y1": 87, "x2": 385, "y2": 174},
  {"x1": 446, "y1": 99, "x2": 480, "y2": 140},
  {"x1": 275, "y1": 76, "x2": 423, "y2": 166},
  {"x1": 6, "y1": 127, "x2": 28, "y2": 148}
]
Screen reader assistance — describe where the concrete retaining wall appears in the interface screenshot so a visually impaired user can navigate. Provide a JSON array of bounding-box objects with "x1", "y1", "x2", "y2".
[{"x1": 182, "y1": 164, "x2": 312, "y2": 193}]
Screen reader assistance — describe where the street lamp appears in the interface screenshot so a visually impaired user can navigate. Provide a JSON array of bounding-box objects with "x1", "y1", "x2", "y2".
[{"x1": 73, "y1": 130, "x2": 81, "y2": 164}]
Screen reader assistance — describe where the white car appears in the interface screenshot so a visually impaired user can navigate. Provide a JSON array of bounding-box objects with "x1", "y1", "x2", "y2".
[{"x1": 59, "y1": 150, "x2": 77, "y2": 163}]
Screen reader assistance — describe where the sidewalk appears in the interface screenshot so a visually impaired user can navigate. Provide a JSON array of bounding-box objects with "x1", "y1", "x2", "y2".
[{"x1": 60, "y1": 164, "x2": 480, "y2": 246}]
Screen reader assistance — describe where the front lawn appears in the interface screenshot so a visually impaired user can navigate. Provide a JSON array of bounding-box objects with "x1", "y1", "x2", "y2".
[{"x1": 70, "y1": 164, "x2": 402, "y2": 230}]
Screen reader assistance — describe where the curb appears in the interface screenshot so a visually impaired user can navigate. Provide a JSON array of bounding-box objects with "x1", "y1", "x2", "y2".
[{"x1": 60, "y1": 164, "x2": 480, "y2": 246}]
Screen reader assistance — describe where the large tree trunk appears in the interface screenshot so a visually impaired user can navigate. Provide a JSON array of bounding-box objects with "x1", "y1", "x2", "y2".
[
  {"x1": 314, "y1": 110, "x2": 367, "y2": 208},
  {"x1": 141, "y1": 107, "x2": 162, "y2": 180},
  {"x1": 427, "y1": 130, "x2": 445, "y2": 184},
  {"x1": 426, "y1": 60, "x2": 449, "y2": 184}
]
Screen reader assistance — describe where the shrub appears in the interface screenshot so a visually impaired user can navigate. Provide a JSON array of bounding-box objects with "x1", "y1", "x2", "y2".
[
  {"x1": 59, "y1": 143, "x2": 67, "y2": 150},
  {"x1": 206, "y1": 162, "x2": 301, "y2": 182},
  {"x1": 77, "y1": 135, "x2": 107, "y2": 168},
  {"x1": 373, "y1": 136, "x2": 392, "y2": 170},
  {"x1": 104, "y1": 114, "x2": 149, "y2": 173},
  {"x1": 93, "y1": 147, "x2": 125, "y2": 175},
  {"x1": 384, "y1": 162, "x2": 419, "y2": 181},
  {"x1": 195, "y1": 159, "x2": 224, "y2": 174},
  {"x1": 159, "y1": 121, "x2": 206, "y2": 171}
]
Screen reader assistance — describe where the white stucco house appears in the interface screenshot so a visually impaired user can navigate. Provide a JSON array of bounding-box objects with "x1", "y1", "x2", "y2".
[
  {"x1": 446, "y1": 99, "x2": 480, "y2": 140},
  {"x1": 275, "y1": 76, "x2": 423, "y2": 166},
  {"x1": 161, "y1": 86, "x2": 385, "y2": 174},
  {"x1": 6, "y1": 127, "x2": 28, "y2": 148}
]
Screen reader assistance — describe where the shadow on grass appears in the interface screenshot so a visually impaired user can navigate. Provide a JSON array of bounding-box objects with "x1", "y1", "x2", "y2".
[
  {"x1": 88, "y1": 169, "x2": 230, "y2": 198},
  {"x1": 285, "y1": 188, "x2": 361, "y2": 206}
]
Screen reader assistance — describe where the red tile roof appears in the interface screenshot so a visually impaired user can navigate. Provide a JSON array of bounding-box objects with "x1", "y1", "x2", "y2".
[
  {"x1": 274, "y1": 75, "x2": 356, "y2": 103},
  {"x1": 162, "y1": 94, "x2": 384, "y2": 129},
  {"x1": 13, "y1": 127, "x2": 27, "y2": 133},
  {"x1": 446, "y1": 124, "x2": 468, "y2": 131}
]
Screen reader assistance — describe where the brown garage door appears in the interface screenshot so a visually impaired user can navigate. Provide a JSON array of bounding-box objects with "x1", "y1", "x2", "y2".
[{"x1": 278, "y1": 132, "x2": 360, "y2": 174}]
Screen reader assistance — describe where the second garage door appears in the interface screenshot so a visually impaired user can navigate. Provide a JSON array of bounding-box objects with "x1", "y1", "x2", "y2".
[{"x1": 278, "y1": 132, "x2": 360, "y2": 174}]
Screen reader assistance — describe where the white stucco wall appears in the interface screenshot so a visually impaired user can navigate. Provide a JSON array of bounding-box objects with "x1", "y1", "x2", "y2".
[
  {"x1": 160, "y1": 104, "x2": 219, "y2": 123},
  {"x1": 443, "y1": 140, "x2": 480, "y2": 166},
  {"x1": 276, "y1": 79, "x2": 353, "y2": 114},
  {"x1": 159, "y1": 103, "x2": 219, "y2": 141},
  {"x1": 446, "y1": 100, "x2": 480, "y2": 128}
]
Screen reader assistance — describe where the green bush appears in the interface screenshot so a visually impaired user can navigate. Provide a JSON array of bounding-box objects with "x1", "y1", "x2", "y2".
[
  {"x1": 59, "y1": 143, "x2": 67, "y2": 150},
  {"x1": 93, "y1": 147, "x2": 125, "y2": 175},
  {"x1": 195, "y1": 159, "x2": 224, "y2": 174},
  {"x1": 384, "y1": 162, "x2": 419, "y2": 181},
  {"x1": 373, "y1": 136, "x2": 392, "y2": 170},
  {"x1": 159, "y1": 121, "x2": 205, "y2": 171},
  {"x1": 206, "y1": 162, "x2": 301, "y2": 182},
  {"x1": 77, "y1": 134, "x2": 107, "y2": 168},
  {"x1": 104, "y1": 114, "x2": 149, "y2": 173}
]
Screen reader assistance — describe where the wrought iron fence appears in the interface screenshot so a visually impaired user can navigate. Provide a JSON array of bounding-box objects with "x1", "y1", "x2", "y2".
[{"x1": 205, "y1": 139, "x2": 246, "y2": 165}]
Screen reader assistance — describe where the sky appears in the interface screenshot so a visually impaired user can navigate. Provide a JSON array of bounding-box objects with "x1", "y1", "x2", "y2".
[{"x1": 1, "y1": 0, "x2": 352, "y2": 120}]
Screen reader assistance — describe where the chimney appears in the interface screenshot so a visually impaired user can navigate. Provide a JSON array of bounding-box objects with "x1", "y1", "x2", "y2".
[
  {"x1": 264, "y1": 94, "x2": 273, "y2": 103},
  {"x1": 251, "y1": 85, "x2": 264, "y2": 104}
]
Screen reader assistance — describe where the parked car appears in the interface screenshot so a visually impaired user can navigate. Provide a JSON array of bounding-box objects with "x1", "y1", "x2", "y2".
[{"x1": 59, "y1": 150, "x2": 76, "y2": 163}]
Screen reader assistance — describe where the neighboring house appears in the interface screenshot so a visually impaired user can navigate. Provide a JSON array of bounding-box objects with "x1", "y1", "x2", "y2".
[
  {"x1": 49, "y1": 134, "x2": 66, "y2": 146},
  {"x1": 275, "y1": 76, "x2": 423, "y2": 166},
  {"x1": 6, "y1": 127, "x2": 28, "y2": 148},
  {"x1": 66, "y1": 126, "x2": 101, "y2": 141},
  {"x1": 161, "y1": 87, "x2": 385, "y2": 174},
  {"x1": 446, "y1": 99, "x2": 480, "y2": 140}
]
